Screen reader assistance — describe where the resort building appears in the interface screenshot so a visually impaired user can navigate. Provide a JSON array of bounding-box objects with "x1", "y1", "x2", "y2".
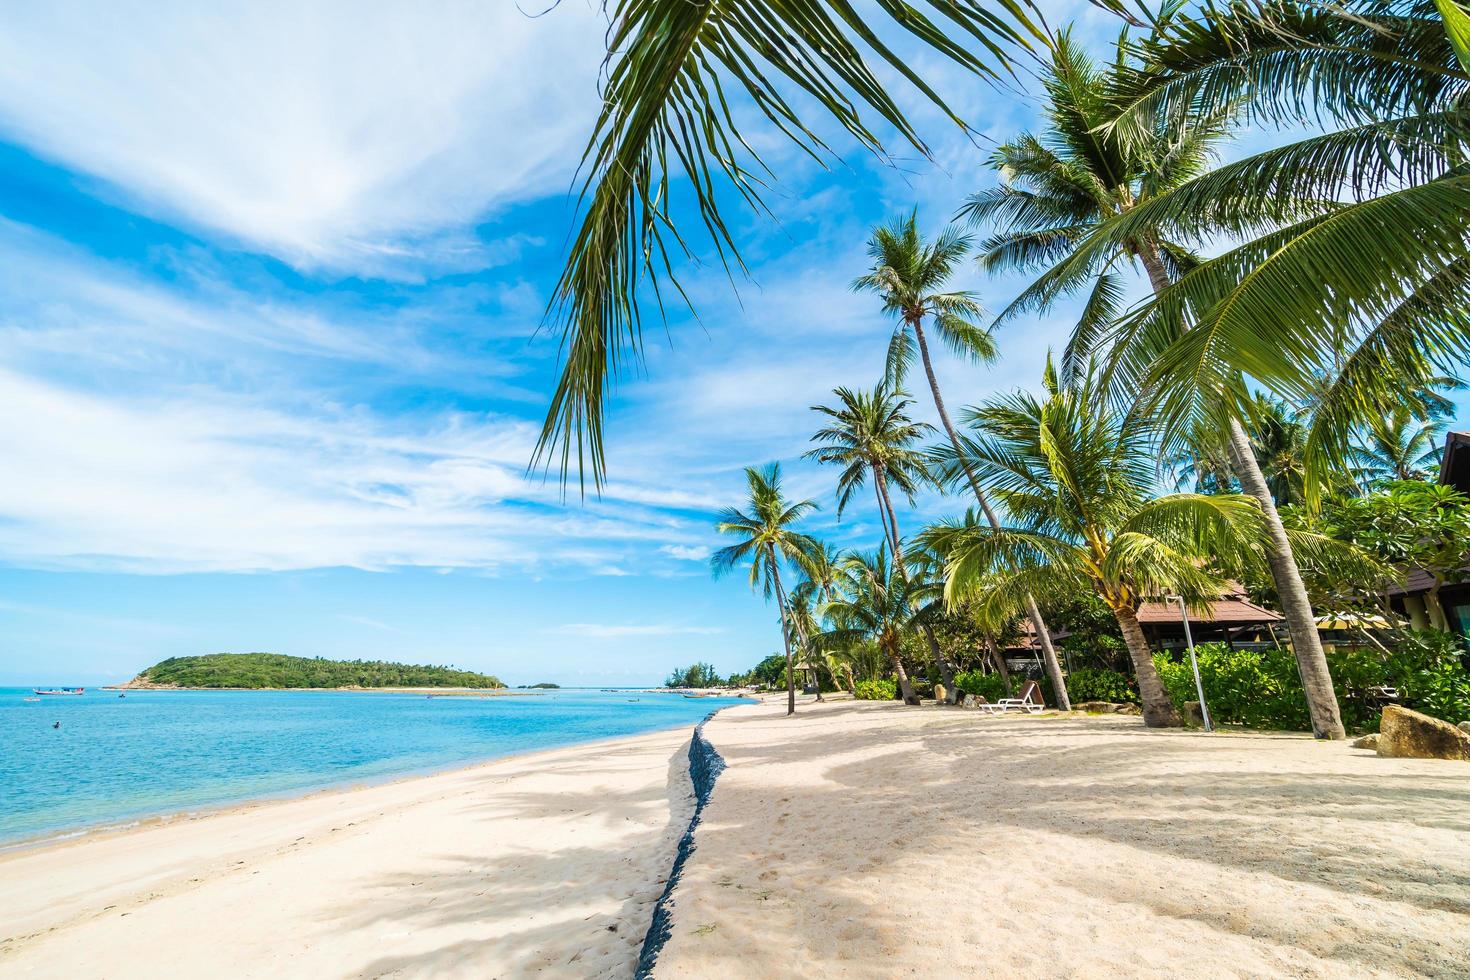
[{"x1": 1387, "y1": 430, "x2": 1470, "y2": 638}]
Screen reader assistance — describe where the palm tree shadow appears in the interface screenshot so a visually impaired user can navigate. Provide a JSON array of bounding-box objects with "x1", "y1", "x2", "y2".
[
  {"x1": 657, "y1": 709, "x2": 1470, "y2": 978},
  {"x1": 341, "y1": 740, "x2": 694, "y2": 978}
]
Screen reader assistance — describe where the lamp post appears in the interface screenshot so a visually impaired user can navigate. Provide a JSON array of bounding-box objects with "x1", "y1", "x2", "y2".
[{"x1": 1166, "y1": 595, "x2": 1213, "y2": 732}]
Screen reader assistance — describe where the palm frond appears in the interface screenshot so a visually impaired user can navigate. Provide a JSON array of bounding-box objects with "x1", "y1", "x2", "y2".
[{"x1": 537, "y1": 0, "x2": 1055, "y2": 487}]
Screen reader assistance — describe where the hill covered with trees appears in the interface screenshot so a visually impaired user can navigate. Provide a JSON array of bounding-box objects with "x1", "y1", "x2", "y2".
[{"x1": 125, "y1": 653, "x2": 504, "y2": 690}]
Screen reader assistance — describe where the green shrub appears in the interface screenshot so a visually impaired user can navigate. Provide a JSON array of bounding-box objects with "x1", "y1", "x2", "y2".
[
  {"x1": 1063, "y1": 667, "x2": 1139, "y2": 704},
  {"x1": 953, "y1": 671, "x2": 1008, "y2": 702},
  {"x1": 854, "y1": 678, "x2": 897, "y2": 701},
  {"x1": 1151, "y1": 636, "x2": 1470, "y2": 732},
  {"x1": 1378, "y1": 630, "x2": 1470, "y2": 724},
  {"x1": 1154, "y1": 645, "x2": 1311, "y2": 730}
]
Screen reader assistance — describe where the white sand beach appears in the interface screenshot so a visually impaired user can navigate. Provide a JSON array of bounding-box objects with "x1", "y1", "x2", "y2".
[
  {"x1": 0, "y1": 727, "x2": 697, "y2": 979},
  {"x1": 5, "y1": 697, "x2": 1469, "y2": 980},
  {"x1": 654, "y1": 698, "x2": 1470, "y2": 978}
]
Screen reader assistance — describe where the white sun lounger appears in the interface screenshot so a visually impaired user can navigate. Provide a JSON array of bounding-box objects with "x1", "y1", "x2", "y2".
[{"x1": 978, "y1": 680, "x2": 1044, "y2": 715}]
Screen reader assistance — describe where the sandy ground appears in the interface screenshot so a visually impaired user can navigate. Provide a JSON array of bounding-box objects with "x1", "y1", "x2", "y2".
[
  {"x1": 0, "y1": 727, "x2": 696, "y2": 979},
  {"x1": 654, "y1": 697, "x2": 1470, "y2": 979}
]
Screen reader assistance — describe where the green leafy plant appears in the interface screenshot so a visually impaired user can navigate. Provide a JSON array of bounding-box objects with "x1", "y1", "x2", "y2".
[
  {"x1": 1153, "y1": 635, "x2": 1470, "y2": 731},
  {"x1": 1064, "y1": 667, "x2": 1140, "y2": 705},
  {"x1": 1153, "y1": 645, "x2": 1311, "y2": 730},
  {"x1": 1380, "y1": 630, "x2": 1470, "y2": 724},
  {"x1": 854, "y1": 678, "x2": 898, "y2": 701},
  {"x1": 952, "y1": 671, "x2": 1008, "y2": 703}
]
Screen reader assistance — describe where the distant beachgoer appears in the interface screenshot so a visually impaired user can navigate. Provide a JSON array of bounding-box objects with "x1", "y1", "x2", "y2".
[{"x1": 52, "y1": 721, "x2": 60, "y2": 729}]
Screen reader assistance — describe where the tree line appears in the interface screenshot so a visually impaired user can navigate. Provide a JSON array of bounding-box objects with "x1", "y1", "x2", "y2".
[{"x1": 610, "y1": 0, "x2": 1470, "y2": 737}]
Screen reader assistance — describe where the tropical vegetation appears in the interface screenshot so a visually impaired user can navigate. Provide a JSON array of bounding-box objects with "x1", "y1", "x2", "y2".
[
  {"x1": 129, "y1": 654, "x2": 504, "y2": 690},
  {"x1": 551, "y1": 0, "x2": 1470, "y2": 737},
  {"x1": 665, "y1": 662, "x2": 723, "y2": 689},
  {"x1": 921, "y1": 362, "x2": 1264, "y2": 727}
]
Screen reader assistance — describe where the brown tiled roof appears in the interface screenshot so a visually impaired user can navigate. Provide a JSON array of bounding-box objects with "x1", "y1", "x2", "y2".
[
  {"x1": 1013, "y1": 619, "x2": 1070, "y2": 643},
  {"x1": 1134, "y1": 592, "x2": 1283, "y2": 625},
  {"x1": 1385, "y1": 567, "x2": 1439, "y2": 596}
]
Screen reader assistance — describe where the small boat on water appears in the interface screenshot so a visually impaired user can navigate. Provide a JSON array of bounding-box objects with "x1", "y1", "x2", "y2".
[{"x1": 33, "y1": 687, "x2": 85, "y2": 696}]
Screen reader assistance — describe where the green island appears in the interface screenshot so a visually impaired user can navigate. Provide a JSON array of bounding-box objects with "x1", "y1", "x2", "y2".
[{"x1": 124, "y1": 653, "x2": 504, "y2": 690}]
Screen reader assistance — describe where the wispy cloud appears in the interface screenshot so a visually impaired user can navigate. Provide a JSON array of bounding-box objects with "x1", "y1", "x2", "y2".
[
  {"x1": 660, "y1": 544, "x2": 709, "y2": 561},
  {"x1": 0, "y1": 2, "x2": 604, "y2": 276},
  {"x1": 549, "y1": 623, "x2": 725, "y2": 638}
]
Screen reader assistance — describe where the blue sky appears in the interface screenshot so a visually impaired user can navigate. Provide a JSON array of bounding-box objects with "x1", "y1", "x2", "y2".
[{"x1": 1, "y1": 3, "x2": 1458, "y2": 687}]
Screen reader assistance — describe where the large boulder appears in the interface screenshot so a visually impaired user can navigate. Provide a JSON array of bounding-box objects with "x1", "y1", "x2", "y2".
[
  {"x1": 1377, "y1": 705, "x2": 1470, "y2": 761},
  {"x1": 1459, "y1": 721, "x2": 1470, "y2": 736}
]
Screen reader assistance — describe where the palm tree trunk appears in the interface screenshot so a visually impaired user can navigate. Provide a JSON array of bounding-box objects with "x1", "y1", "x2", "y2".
[
  {"x1": 985, "y1": 634, "x2": 1013, "y2": 696},
  {"x1": 1135, "y1": 245, "x2": 1346, "y2": 740},
  {"x1": 874, "y1": 464, "x2": 959, "y2": 703},
  {"x1": 910, "y1": 318, "x2": 1071, "y2": 710},
  {"x1": 891, "y1": 645, "x2": 920, "y2": 705},
  {"x1": 1225, "y1": 422, "x2": 1346, "y2": 739},
  {"x1": 1113, "y1": 605, "x2": 1182, "y2": 728},
  {"x1": 769, "y1": 552, "x2": 797, "y2": 717}
]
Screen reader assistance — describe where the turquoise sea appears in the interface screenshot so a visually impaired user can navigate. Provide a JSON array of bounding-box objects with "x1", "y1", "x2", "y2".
[{"x1": 0, "y1": 687, "x2": 746, "y2": 846}]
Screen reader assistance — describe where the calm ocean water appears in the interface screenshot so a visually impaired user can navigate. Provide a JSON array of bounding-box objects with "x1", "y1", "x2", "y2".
[{"x1": 0, "y1": 687, "x2": 746, "y2": 846}]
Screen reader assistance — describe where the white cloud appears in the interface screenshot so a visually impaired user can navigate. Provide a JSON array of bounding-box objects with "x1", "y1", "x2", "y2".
[
  {"x1": 550, "y1": 623, "x2": 725, "y2": 638},
  {"x1": 0, "y1": 366, "x2": 722, "y2": 574},
  {"x1": 0, "y1": 1, "x2": 605, "y2": 275},
  {"x1": 660, "y1": 544, "x2": 709, "y2": 561}
]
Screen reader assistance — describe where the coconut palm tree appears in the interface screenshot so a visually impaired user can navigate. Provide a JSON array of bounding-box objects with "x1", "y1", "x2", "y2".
[
  {"x1": 712, "y1": 463, "x2": 820, "y2": 716},
  {"x1": 783, "y1": 587, "x2": 826, "y2": 702},
  {"x1": 805, "y1": 384, "x2": 963, "y2": 700},
  {"x1": 1351, "y1": 408, "x2": 1449, "y2": 485},
  {"x1": 537, "y1": 0, "x2": 1064, "y2": 487},
  {"x1": 1246, "y1": 395, "x2": 1312, "y2": 508},
  {"x1": 824, "y1": 649, "x2": 859, "y2": 696},
  {"x1": 956, "y1": 28, "x2": 1231, "y2": 368},
  {"x1": 1090, "y1": 0, "x2": 1470, "y2": 487},
  {"x1": 815, "y1": 546, "x2": 927, "y2": 705},
  {"x1": 855, "y1": 214, "x2": 1073, "y2": 710},
  {"x1": 922, "y1": 362, "x2": 1265, "y2": 727},
  {"x1": 961, "y1": 27, "x2": 1353, "y2": 738}
]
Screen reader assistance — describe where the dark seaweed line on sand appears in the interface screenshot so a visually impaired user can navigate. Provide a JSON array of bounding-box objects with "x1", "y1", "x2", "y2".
[{"x1": 634, "y1": 708, "x2": 729, "y2": 979}]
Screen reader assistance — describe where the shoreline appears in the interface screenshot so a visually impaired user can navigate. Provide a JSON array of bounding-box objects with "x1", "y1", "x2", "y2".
[
  {"x1": 0, "y1": 722, "x2": 709, "y2": 977},
  {"x1": 0, "y1": 720, "x2": 707, "y2": 857}
]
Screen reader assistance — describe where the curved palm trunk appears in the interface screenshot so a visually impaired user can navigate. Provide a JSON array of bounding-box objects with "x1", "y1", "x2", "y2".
[
  {"x1": 769, "y1": 552, "x2": 798, "y2": 717},
  {"x1": 911, "y1": 319, "x2": 1071, "y2": 710},
  {"x1": 1225, "y1": 423, "x2": 1346, "y2": 739},
  {"x1": 874, "y1": 464, "x2": 959, "y2": 703},
  {"x1": 889, "y1": 641, "x2": 920, "y2": 705},
  {"x1": 1135, "y1": 244, "x2": 1346, "y2": 740},
  {"x1": 1113, "y1": 605, "x2": 1182, "y2": 728}
]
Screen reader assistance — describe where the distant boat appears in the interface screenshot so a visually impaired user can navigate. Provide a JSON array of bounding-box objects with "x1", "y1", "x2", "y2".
[{"x1": 33, "y1": 687, "x2": 85, "y2": 696}]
